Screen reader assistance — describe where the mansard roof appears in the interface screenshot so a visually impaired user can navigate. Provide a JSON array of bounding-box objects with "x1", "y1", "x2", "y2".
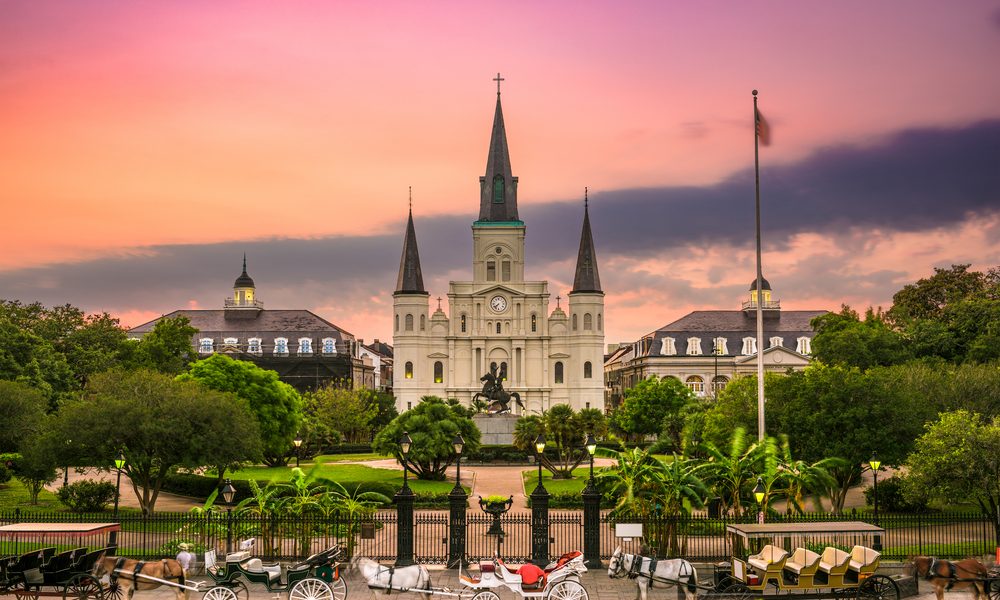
[
  {"x1": 642, "y1": 309, "x2": 826, "y2": 357},
  {"x1": 129, "y1": 309, "x2": 353, "y2": 341}
]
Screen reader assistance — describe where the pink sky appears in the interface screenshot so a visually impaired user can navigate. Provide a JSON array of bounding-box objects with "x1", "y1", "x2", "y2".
[{"x1": 2, "y1": 1, "x2": 999, "y2": 343}]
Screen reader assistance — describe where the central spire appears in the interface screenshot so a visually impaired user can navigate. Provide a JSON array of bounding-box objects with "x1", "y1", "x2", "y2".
[{"x1": 478, "y1": 73, "x2": 519, "y2": 222}]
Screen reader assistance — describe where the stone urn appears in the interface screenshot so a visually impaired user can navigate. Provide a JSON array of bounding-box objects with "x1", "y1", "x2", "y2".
[{"x1": 479, "y1": 494, "x2": 513, "y2": 535}]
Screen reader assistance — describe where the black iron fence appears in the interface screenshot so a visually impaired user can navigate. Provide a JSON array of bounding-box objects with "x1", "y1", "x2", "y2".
[{"x1": 1, "y1": 509, "x2": 996, "y2": 563}]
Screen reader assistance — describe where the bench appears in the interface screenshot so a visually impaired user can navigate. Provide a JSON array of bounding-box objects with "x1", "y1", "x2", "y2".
[
  {"x1": 848, "y1": 545, "x2": 880, "y2": 576},
  {"x1": 817, "y1": 547, "x2": 851, "y2": 586},
  {"x1": 748, "y1": 545, "x2": 789, "y2": 572},
  {"x1": 783, "y1": 548, "x2": 821, "y2": 586}
]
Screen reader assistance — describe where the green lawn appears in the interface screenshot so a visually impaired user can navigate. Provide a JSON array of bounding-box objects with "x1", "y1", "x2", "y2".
[
  {"x1": 311, "y1": 453, "x2": 388, "y2": 463},
  {"x1": 0, "y1": 479, "x2": 66, "y2": 512},
  {"x1": 227, "y1": 462, "x2": 459, "y2": 494},
  {"x1": 520, "y1": 466, "x2": 606, "y2": 494}
]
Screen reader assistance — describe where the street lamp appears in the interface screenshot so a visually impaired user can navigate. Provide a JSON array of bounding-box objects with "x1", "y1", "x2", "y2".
[
  {"x1": 530, "y1": 433, "x2": 549, "y2": 566},
  {"x1": 400, "y1": 431, "x2": 413, "y2": 492},
  {"x1": 396, "y1": 431, "x2": 415, "y2": 566},
  {"x1": 534, "y1": 434, "x2": 546, "y2": 489},
  {"x1": 221, "y1": 478, "x2": 236, "y2": 555},
  {"x1": 452, "y1": 434, "x2": 465, "y2": 492},
  {"x1": 868, "y1": 452, "x2": 882, "y2": 524},
  {"x1": 753, "y1": 477, "x2": 765, "y2": 524},
  {"x1": 292, "y1": 435, "x2": 303, "y2": 468},
  {"x1": 113, "y1": 451, "x2": 126, "y2": 519},
  {"x1": 585, "y1": 434, "x2": 597, "y2": 483},
  {"x1": 448, "y1": 433, "x2": 467, "y2": 568},
  {"x1": 63, "y1": 439, "x2": 72, "y2": 487},
  {"x1": 581, "y1": 433, "x2": 600, "y2": 568}
]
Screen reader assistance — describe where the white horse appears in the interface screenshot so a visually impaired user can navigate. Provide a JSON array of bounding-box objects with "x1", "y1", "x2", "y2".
[
  {"x1": 350, "y1": 555, "x2": 432, "y2": 599},
  {"x1": 608, "y1": 547, "x2": 699, "y2": 600}
]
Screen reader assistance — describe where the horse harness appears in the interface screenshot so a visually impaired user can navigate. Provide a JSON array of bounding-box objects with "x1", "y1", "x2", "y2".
[
  {"x1": 617, "y1": 553, "x2": 692, "y2": 589},
  {"x1": 926, "y1": 558, "x2": 958, "y2": 590},
  {"x1": 110, "y1": 557, "x2": 184, "y2": 587}
]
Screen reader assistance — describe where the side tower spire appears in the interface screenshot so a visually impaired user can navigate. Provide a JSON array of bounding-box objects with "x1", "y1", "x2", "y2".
[
  {"x1": 395, "y1": 188, "x2": 428, "y2": 294},
  {"x1": 478, "y1": 73, "x2": 519, "y2": 222},
  {"x1": 571, "y1": 189, "x2": 602, "y2": 293}
]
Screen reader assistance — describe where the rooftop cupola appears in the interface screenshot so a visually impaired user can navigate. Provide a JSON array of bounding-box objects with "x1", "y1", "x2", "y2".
[
  {"x1": 743, "y1": 275, "x2": 780, "y2": 314},
  {"x1": 478, "y1": 73, "x2": 520, "y2": 223},
  {"x1": 226, "y1": 254, "x2": 263, "y2": 317}
]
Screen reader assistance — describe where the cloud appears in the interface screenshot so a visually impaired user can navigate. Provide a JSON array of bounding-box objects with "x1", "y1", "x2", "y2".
[{"x1": 1, "y1": 120, "x2": 998, "y2": 341}]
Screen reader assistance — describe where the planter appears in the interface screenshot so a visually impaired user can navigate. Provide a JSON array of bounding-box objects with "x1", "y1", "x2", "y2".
[{"x1": 479, "y1": 495, "x2": 513, "y2": 535}]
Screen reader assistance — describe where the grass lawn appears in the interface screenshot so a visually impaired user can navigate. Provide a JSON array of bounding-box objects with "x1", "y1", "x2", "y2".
[
  {"x1": 0, "y1": 479, "x2": 67, "y2": 512},
  {"x1": 519, "y1": 466, "x2": 607, "y2": 495},
  {"x1": 311, "y1": 453, "x2": 388, "y2": 463},
  {"x1": 227, "y1": 462, "x2": 459, "y2": 494}
]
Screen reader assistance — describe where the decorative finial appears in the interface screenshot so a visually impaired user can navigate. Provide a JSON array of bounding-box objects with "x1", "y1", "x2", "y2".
[
  {"x1": 493, "y1": 72, "x2": 505, "y2": 95},
  {"x1": 752, "y1": 89, "x2": 758, "y2": 96},
  {"x1": 437, "y1": 296, "x2": 442, "y2": 310},
  {"x1": 584, "y1": 187, "x2": 588, "y2": 208},
  {"x1": 408, "y1": 186, "x2": 412, "y2": 212},
  {"x1": 242, "y1": 253, "x2": 247, "y2": 273}
]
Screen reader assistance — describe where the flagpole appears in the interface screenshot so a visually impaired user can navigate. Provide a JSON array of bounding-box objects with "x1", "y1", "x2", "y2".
[{"x1": 753, "y1": 89, "x2": 765, "y2": 442}]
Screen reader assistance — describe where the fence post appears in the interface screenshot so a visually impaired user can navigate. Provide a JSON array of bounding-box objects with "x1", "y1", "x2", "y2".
[
  {"x1": 530, "y1": 482, "x2": 550, "y2": 566},
  {"x1": 395, "y1": 482, "x2": 415, "y2": 566},
  {"x1": 582, "y1": 479, "x2": 601, "y2": 568},
  {"x1": 447, "y1": 484, "x2": 467, "y2": 567}
]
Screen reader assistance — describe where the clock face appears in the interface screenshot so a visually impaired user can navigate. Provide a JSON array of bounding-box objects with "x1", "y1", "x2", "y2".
[{"x1": 490, "y1": 295, "x2": 508, "y2": 312}]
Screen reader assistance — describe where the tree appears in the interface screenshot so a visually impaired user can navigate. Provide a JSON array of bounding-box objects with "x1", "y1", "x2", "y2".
[
  {"x1": 0, "y1": 319, "x2": 75, "y2": 410},
  {"x1": 810, "y1": 306, "x2": 911, "y2": 370},
  {"x1": 700, "y1": 374, "x2": 766, "y2": 448},
  {"x1": 128, "y1": 315, "x2": 198, "y2": 375},
  {"x1": 888, "y1": 264, "x2": 991, "y2": 324},
  {"x1": 179, "y1": 354, "x2": 302, "y2": 467},
  {"x1": 372, "y1": 396, "x2": 481, "y2": 480},
  {"x1": 364, "y1": 389, "x2": 399, "y2": 433},
  {"x1": 512, "y1": 405, "x2": 607, "y2": 478},
  {"x1": 904, "y1": 411, "x2": 1000, "y2": 543},
  {"x1": 695, "y1": 427, "x2": 765, "y2": 518},
  {"x1": 0, "y1": 381, "x2": 47, "y2": 452},
  {"x1": 50, "y1": 369, "x2": 261, "y2": 514},
  {"x1": 11, "y1": 428, "x2": 59, "y2": 504},
  {"x1": 304, "y1": 385, "x2": 377, "y2": 445},
  {"x1": 612, "y1": 376, "x2": 695, "y2": 441}
]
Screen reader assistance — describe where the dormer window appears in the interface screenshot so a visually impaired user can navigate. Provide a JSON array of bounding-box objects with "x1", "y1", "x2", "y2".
[
  {"x1": 222, "y1": 337, "x2": 239, "y2": 353},
  {"x1": 742, "y1": 337, "x2": 757, "y2": 355},
  {"x1": 322, "y1": 338, "x2": 336, "y2": 354},
  {"x1": 198, "y1": 338, "x2": 214, "y2": 354},
  {"x1": 493, "y1": 175, "x2": 504, "y2": 203},
  {"x1": 660, "y1": 337, "x2": 677, "y2": 356},
  {"x1": 797, "y1": 336, "x2": 812, "y2": 355},
  {"x1": 769, "y1": 336, "x2": 784, "y2": 348},
  {"x1": 248, "y1": 338, "x2": 262, "y2": 355},
  {"x1": 713, "y1": 337, "x2": 728, "y2": 355},
  {"x1": 687, "y1": 337, "x2": 703, "y2": 355},
  {"x1": 274, "y1": 337, "x2": 288, "y2": 355},
  {"x1": 298, "y1": 338, "x2": 312, "y2": 355}
]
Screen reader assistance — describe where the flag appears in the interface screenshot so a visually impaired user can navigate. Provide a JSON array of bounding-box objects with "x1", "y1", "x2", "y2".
[{"x1": 755, "y1": 108, "x2": 771, "y2": 146}]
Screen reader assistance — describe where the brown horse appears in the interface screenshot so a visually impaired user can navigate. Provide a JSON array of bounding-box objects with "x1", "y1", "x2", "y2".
[
  {"x1": 908, "y1": 556, "x2": 988, "y2": 600},
  {"x1": 92, "y1": 556, "x2": 189, "y2": 600}
]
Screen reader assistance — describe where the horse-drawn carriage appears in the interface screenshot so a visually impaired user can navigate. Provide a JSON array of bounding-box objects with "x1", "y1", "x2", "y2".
[
  {"x1": 608, "y1": 522, "x2": 903, "y2": 600},
  {"x1": 0, "y1": 523, "x2": 119, "y2": 600},
  {"x1": 199, "y1": 544, "x2": 345, "y2": 600}
]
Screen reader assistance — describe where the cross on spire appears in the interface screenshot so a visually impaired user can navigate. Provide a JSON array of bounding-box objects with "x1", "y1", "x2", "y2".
[
  {"x1": 556, "y1": 295, "x2": 561, "y2": 309},
  {"x1": 437, "y1": 296, "x2": 442, "y2": 310},
  {"x1": 408, "y1": 186, "x2": 412, "y2": 212},
  {"x1": 493, "y1": 72, "x2": 504, "y2": 95}
]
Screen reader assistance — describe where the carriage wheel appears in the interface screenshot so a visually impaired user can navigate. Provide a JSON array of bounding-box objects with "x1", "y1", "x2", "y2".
[
  {"x1": 231, "y1": 581, "x2": 250, "y2": 600},
  {"x1": 103, "y1": 580, "x2": 124, "y2": 600},
  {"x1": 859, "y1": 575, "x2": 900, "y2": 600},
  {"x1": 471, "y1": 592, "x2": 501, "y2": 600},
  {"x1": 985, "y1": 579, "x2": 1000, "y2": 600},
  {"x1": 546, "y1": 580, "x2": 589, "y2": 600},
  {"x1": 715, "y1": 576, "x2": 748, "y2": 594},
  {"x1": 326, "y1": 576, "x2": 346, "y2": 600},
  {"x1": 288, "y1": 577, "x2": 333, "y2": 600},
  {"x1": 64, "y1": 574, "x2": 104, "y2": 600},
  {"x1": 202, "y1": 586, "x2": 239, "y2": 600}
]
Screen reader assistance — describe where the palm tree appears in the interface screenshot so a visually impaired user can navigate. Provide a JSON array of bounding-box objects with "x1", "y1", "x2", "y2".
[
  {"x1": 323, "y1": 481, "x2": 391, "y2": 557},
  {"x1": 696, "y1": 427, "x2": 765, "y2": 518},
  {"x1": 655, "y1": 454, "x2": 709, "y2": 556},
  {"x1": 774, "y1": 435, "x2": 844, "y2": 514},
  {"x1": 595, "y1": 446, "x2": 665, "y2": 520},
  {"x1": 235, "y1": 478, "x2": 282, "y2": 553}
]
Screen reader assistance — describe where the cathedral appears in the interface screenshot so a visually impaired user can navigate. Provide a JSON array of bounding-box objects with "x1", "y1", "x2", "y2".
[{"x1": 391, "y1": 84, "x2": 605, "y2": 413}]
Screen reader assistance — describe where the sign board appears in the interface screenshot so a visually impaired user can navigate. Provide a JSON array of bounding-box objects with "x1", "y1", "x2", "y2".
[
  {"x1": 615, "y1": 523, "x2": 643, "y2": 539},
  {"x1": 360, "y1": 522, "x2": 375, "y2": 539}
]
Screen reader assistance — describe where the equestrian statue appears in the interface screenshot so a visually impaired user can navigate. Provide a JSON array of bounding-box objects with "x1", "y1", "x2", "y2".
[{"x1": 473, "y1": 364, "x2": 524, "y2": 415}]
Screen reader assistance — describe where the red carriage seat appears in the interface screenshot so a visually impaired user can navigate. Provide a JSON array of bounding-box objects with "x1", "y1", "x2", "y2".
[{"x1": 518, "y1": 563, "x2": 545, "y2": 589}]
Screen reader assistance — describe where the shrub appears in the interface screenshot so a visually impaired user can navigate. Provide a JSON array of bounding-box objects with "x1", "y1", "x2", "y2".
[
  {"x1": 0, "y1": 462, "x2": 11, "y2": 485},
  {"x1": 864, "y1": 475, "x2": 929, "y2": 512},
  {"x1": 57, "y1": 479, "x2": 118, "y2": 512}
]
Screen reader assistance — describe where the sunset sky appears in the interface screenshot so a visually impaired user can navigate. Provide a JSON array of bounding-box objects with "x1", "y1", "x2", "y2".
[{"x1": 2, "y1": 1, "x2": 999, "y2": 344}]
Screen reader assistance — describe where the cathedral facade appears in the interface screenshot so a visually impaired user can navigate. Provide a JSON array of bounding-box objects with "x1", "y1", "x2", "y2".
[{"x1": 391, "y1": 87, "x2": 605, "y2": 413}]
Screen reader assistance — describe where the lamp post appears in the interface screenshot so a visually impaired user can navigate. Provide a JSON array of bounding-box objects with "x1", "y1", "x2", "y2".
[
  {"x1": 113, "y1": 451, "x2": 126, "y2": 519},
  {"x1": 753, "y1": 477, "x2": 765, "y2": 525},
  {"x1": 293, "y1": 435, "x2": 303, "y2": 468},
  {"x1": 448, "y1": 433, "x2": 467, "y2": 568},
  {"x1": 868, "y1": 452, "x2": 883, "y2": 550},
  {"x1": 63, "y1": 438, "x2": 72, "y2": 487},
  {"x1": 395, "y1": 431, "x2": 415, "y2": 566},
  {"x1": 530, "y1": 433, "x2": 550, "y2": 566},
  {"x1": 581, "y1": 433, "x2": 601, "y2": 568},
  {"x1": 221, "y1": 479, "x2": 236, "y2": 555}
]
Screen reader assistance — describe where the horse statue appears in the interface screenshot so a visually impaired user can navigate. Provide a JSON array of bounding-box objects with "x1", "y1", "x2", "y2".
[
  {"x1": 92, "y1": 555, "x2": 189, "y2": 600},
  {"x1": 608, "y1": 547, "x2": 699, "y2": 600},
  {"x1": 907, "y1": 556, "x2": 988, "y2": 600},
  {"x1": 351, "y1": 555, "x2": 432, "y2": 599},
  {"x1": 472, "y1": 364, "x2": 524, "y2": 415}
]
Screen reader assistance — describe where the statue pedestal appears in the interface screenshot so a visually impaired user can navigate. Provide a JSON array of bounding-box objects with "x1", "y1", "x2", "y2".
[{"x1": 473, "y1": 414, "x2": 518, "y2": 446}]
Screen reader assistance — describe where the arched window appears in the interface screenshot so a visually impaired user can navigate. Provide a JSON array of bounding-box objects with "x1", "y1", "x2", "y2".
[
  {"x1": 486, "y1": 259, "x2": 496, "y2": 281},
  {"x1": 502, "y1": 260, "x2": 511, "y2": 281},
  {"x1": 584, "y1": 361, "x2": 592, "y2": 378},
  {"x1": 572, "y1": 314, "x2": 578, "y2": 330},
  {"x1": 500, "y1": 362, "x2": 508, "y2": 380},
  {"x1": 199, "y1": 338, "x2": 214, "y2": 354},
  {"x1": 404, "y1": 361, "x2": 413, "y2": 379},
  {"x1": 712, "y1": 375, "x2": 729, "y2": 395},
  {"x1": 395, "y1": 314, "x2": 399, "y2": 331},
  {"x1": 420, "y1": 314, "x2": 426, "y2": 331},
  {"x1": 405, "y1": 314, "x2": 414, "y2": 331},
  {"x1": 496, "y1": 322, "x2": 501, "y2": 334},
  {"x1": 531, "y1": 314, "x2": 537, "y2": 332},
  {"x1": 686, "y1": 375, "x2": 705, "y2": 395},
  {"x1": 461, "y1": 314, "x2": 467, "y2": 333},
  {"x1": 584, "y1": 313, "x2": 593, "y2": 330},
  {"x1": 554, "y1": 361, "x2": 564, "y2": 384},
  {"x1": 434, "y1": 361, "x2": 443, "y2": 383},
  {"x1": 493, "y1": 175, "x2": 504, "y2": 203},
  {"x1": 598, "y1": 314, "x2": 602, "y2": 331},
  {"x1": 687, "y1": 337, "x2": 703, "y2": 355},
  {"x1": 742, "y1": 337, "x2": 757, "y2": 355}
]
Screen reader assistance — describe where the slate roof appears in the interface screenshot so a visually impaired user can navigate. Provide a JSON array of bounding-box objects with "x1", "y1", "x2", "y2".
[
  {"x1": 395, "y1": 207, "x2": 427, "y2": 294},
  {"x1": 644, "y1": 309, "x2": 826, "y2": 357},
  {"x1": 130, "y1": 309, "x2": 353, "y2": 347},
  {"x1": 363, "y1": 340, "x2": 394, "y2": 358}
]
